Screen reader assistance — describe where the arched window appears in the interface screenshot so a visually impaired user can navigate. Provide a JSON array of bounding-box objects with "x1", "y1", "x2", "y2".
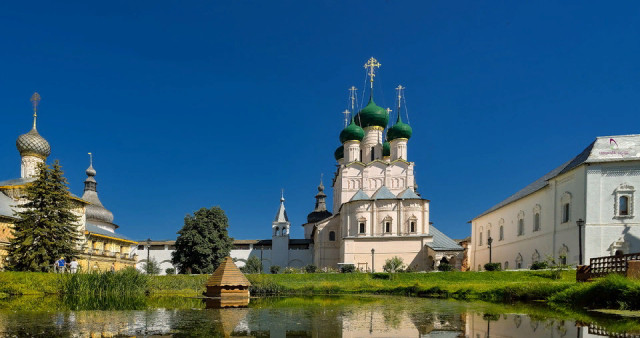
[
  {"x1": 533, "y1": 213, "x2": 541, "y2": 232},
  {"x1": 561, "y1": 192, "x2": 572, "y2": 223},
  {"x1": 499, "y1": 226, "x2": 504, "y2": 241},
  {"x1": 370, "y1": 147, "x2": 375, "y2": 161},
  {"x1": 359, "y1": 222, "x2": 365, "y2": 234},
  {"x1": 515, "y1": 253, "x2": 523, "y2": 269},
  {"x1": 620, "y1": 196, "x2": 629, "y2": 216},
  {"x1": 479, "y1": 231, "x2": 483, "y2": 246},
  {"x1": 410, "y1": 221, "x2": 416, "y2": 233},
  {"x1": 385, "y1": 221, "x2": 391, "y2": 233},
  {"x1": 504, "y1": 261, "x2": 509, "y2": 270},
  {"x1": 517, "y1": 219, "x2": 524, "y2": 236},
  {"x1": 329, "y1": 231, "x2": 336, "y2": 241}
]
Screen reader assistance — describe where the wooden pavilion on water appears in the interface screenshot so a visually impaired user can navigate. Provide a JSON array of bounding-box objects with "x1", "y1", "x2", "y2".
[{"x1": 205, "y1": 256, "x2": 251, "y2": 299}]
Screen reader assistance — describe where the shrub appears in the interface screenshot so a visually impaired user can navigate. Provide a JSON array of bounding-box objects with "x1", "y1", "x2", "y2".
[
  {"x1": 143, "y1": 258, "x2": 161, "y2": 275},
  {"x1": 241, "y1": 256, "x2": 262, "y2": 274},
  {"x1": 270, "y1": 265, "x2": 281, "y2": 274},
  {"x1": 438, "y1": 263, "x2": 453, "y2": 272},
  {"x1": 484, "y1": 263, "x2": 502, "y2": 271},
  {"x1": 283, "y1": 267, "x2": 297, "y2": 274},
  {"x1": 304, "y1": 264, "x2": 317, "y2": 273},
  {"x1": 530, "y1": 261, "x2": 548, "y2": 270},
  {"x1": 383, "y1": 256, "x2": 405, "y2": 273},
  {"x1": 165, "y1": 268, "x2": 176, "y2": 275},
  {"x1": 340, "y1": 264, "x2": 356, "y2": 273}
]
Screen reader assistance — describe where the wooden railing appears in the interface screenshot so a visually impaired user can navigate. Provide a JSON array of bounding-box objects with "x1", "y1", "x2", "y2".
[{"x1": 589, "y1": 252, "x2": 640, "y2": 278}]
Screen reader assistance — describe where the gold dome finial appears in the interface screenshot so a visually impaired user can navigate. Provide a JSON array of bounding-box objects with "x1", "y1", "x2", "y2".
[
  {"x1": 364, "y1": 57, "x2": 381, "y2": 92},
  {"x1": 30, "y1": 92, "x2": 41, "y2": 129}
]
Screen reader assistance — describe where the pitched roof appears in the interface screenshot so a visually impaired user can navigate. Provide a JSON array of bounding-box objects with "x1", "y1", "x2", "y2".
[
  {"x1": 397, "y1": 188, "x2": 421, "y2": 199},
  {"x1": 0, "y1": 177, "x2": 34, "y2": 187},
  {"x1": 427, "y1": 226, "x2": 464, "y2": 251},
  {"x1": 205, "y1": 256, "x2": 251, "y2": 287},
  {"x1": 274, "y1": 199, "x2": 289, "y2": 223},
  {"x1": 0, "y1": 193, "x2": 16, "y2": 219},
  {"x1": 372, "y1": 186, "x2": 397, "y2": 200},
  {"x1": 350, "y1": 189, "x2": 371, "y2": 201},
  {"x1": 473, "y1": 141, "x2": 595, "y2": 220}
]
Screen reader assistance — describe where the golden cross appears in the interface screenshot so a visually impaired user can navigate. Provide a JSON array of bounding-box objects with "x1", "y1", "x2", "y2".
[
  {"x1": 364, "y1": 57, "x2": 381, "y2": 90},
  {"x1": 396, "y1": 85, "x2": 405, "y2": 100},
  {"x1": 30, "y1": 92, "x2": 41, "y2": 129},
  {"x1": 342, "y1": 110, "x2": 351, "y2": 127},
  {"x1": 348, "y1": 86, "x2": 358, "y2": 112}
]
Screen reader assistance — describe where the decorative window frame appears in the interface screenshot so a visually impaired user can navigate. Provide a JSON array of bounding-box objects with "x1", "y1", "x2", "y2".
[
  {"x1": 515, "y1": 253, "x2": 523, "y2": 269},
  {"x1": 533, "y1": 204, "x2": 541, "y2": 232},
  {"x1": 532, "y1": 249, "x2": 540, "y2": 263},
  {"x1": 498, "y1": 218, "x2": 505, "y2": 241},
  {"x1": 561, "y1": 192, "x2": 572, "y2": 224},
  {"x1": 614, "y1": 183, "x2": 635, "y2": 219},
  {"x1": 357, "y1": 216, "x2": 367, "y2": 234},
  {"x1": 517, "y1": 211, "x2": 525, "y2": 236},
  {"x1": 478, "y1": 226, "x2": 483, "y2": 246},
  {"x1": 558, "y1": 244, "x2": 569, "y2": 264},
  {"x1": 407, "y1": 215, "x2": 418, "y2": 233},
  {"x1": 382, "y1": 215, "x2": 393, "y2": 234}
]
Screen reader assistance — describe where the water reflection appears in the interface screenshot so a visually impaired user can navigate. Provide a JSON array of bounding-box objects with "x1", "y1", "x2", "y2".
[{"x1": 0, "y1": 295, "x2": 639, "y2": 337}]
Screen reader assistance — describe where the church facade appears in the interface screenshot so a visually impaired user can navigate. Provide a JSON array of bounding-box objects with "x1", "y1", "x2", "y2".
[
  {"x1": 470, "y1": 135, "x2": 640, "y2": 270},
  {"x1": 0, "y1": 93, "x2": 136, "y2": 271},
  {"x1": 302, "y1": 58, "x2": 463, "y2": 272}
]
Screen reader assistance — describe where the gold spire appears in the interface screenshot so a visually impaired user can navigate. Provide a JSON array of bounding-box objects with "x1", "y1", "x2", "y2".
[
  {"x1": 395, "y1": 85, "x2": 405, "y2": 121},
  {"x1": 348, "y1": 86, "x2": 358, "y2": 113},
  {"x1": 342, "y1": 110, "x2": 350, "y2": 127},
  {"x1": 88, "y1": 152, "x2": 93, "y2": 166},
  {"x1": 363, "y1": 57, "x2": 381, "y2": 92},
  {"x1": 30, "y1": 92, "x2": 41, "y2": 129}
]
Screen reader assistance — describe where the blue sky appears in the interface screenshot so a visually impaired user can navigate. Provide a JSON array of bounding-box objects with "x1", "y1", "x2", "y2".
[{"x1": 1, "y1": 1, "x2": 639, "y2": 241}]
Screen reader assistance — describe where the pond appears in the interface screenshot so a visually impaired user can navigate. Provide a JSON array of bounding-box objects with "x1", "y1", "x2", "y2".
[{"x1": 0, "y1": 295, "x2": 638, "y2": 337}]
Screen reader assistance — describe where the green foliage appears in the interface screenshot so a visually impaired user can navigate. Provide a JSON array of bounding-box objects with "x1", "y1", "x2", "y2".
[
  {"x1": 165, "y1": 267, "x2": 176, "y2": 275},
  {"x1": 547, "y1": 255, "x2": 569, "y2": 280},
  {"x1": 304, "y1": 264, "x2": 317, "y2": 273},
  {"x1": 383, "y1": 256, "x2": 405, "y2": 273},
  {"x1": 241, "y1": 256, "x2": 262, "y2": 274},
  {"x1": 270, "y1": 265, "x2": 281, "y2": 274},
  {"x1": 340, "y1": 264, "x2": 356, "y2": 273},
  {"x1": 437, "y1": 263, "x2": 453, "y2": 271},
  {"x1": 171, "y1": 206, "x2": 234, "y2": 274},
  {"x1": 60, "y1": 267, "x2": 148, "y2": 297},
  {"x1": 484, "y1": 263, "x2": 502, "y2": 271},
  {"x1": 549, "y1": 274, "x2": 640, "y2": 310},
  {"x1": 530, "y1": 261, "x2": 549, "y2": 270},
  {"x1": 8, "y1": 161, "x2": 81, "y2": 272},
  {"x1": 283, "y1": 267, "x2": 297, "y2": 274},
  {"x1": 143, "y1": 258, "x2": 161, "y2": 275}
]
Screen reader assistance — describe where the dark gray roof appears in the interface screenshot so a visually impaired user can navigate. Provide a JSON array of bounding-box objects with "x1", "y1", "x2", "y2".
[
  {"x1": 0, "y1": 193, "x2": 16, "y2": 219},
  {"x1": 474, "y1": 141, "x2": 595, "y2": 220},
  {"x1": 85, "y1": 224, "x2": 133, "y2": 241},
  {"x1": 0, "y1": 178, "x2": 34, "y2": 187},
  {"x1": 427, "y1": 226, "x2": 464, "y2": 251}
]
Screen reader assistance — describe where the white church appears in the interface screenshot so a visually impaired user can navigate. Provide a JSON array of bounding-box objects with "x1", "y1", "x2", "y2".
[
  {"x1": 136, "y1": 58, "x2": 464, "y2": 273},
  {"x1": 470, "y1": 135, "x2": 640, "y2": 270}
]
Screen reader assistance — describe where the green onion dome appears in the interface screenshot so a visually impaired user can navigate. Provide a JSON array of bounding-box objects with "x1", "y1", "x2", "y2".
[
  {"x1": 355, "y1": 98, "x2": 389, "y2": 128},
  {"x1": 334, "y1": 145, "x2": 344, "y2": 161},
  {"x1": 339, "y1": 116, "x2": 365, "y2": 144},
  {"x1": 387, "y1": 113, "x2": 412, "y2": 141},
  {"x1": 382, "y1": 141, "x2": 390, "y2": 157}
]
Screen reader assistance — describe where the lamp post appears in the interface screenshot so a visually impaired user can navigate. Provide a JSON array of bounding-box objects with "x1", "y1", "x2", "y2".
[
  {"x1": 146, "y1": 238, "x2": 151, "y2": 274},
  {"x1": 487, "y1": 237, "x2": 493, "y2": 264},
  {"x1": 371, "y1": 248, "x2": 375, "y2": 273},
  {"x1": 576, "y1": 219, "x2": 585, "y2": 265}
]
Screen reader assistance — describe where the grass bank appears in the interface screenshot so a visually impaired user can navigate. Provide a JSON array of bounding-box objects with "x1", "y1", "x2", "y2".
[{"x1": 4, "y1": 270, "x2": 640, "y2": 311}]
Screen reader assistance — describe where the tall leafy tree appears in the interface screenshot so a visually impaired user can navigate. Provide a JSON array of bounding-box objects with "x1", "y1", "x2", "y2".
[
  {"x1": 8, "y1": 161, "x2": 81, "y2": 271},
  {"x1": 172, "y1": 206, "x2": 234, "y2": 274}
]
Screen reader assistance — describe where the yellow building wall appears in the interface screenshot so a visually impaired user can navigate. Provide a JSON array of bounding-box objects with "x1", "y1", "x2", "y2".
[{"x1": 0, "y1": 220, "x2": 14, "y2": 269}]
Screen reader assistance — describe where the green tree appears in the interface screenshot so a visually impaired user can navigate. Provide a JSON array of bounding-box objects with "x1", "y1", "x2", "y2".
[
  {"x1": 241, "y1": 256, "x2": 262, "y2": 274},
  {"x1": 171, "y1": 206, "x2": 233, "y2": 274},
  {"x1": 383, "y1": 256, "x2": 405, "y2": 273},
  {"x1": 8, "y1": 161, "x2": 80, "y2": 272},
  {"x1": 143, "y1": 258, "x2": 161, "y2": 275}
]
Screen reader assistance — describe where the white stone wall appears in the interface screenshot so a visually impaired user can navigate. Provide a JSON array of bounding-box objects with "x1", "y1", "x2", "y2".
[{"x1": 136, "y1": 244, "x2": 177, "y2": 275}]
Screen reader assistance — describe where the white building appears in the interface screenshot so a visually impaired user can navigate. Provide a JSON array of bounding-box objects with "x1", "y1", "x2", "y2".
[
  {"x1": 302, "y1": 58, "x2": 463, "y2": 272},
  {"x1": 470, "y1": 134, "x2": 640, "y2": 270},
  {"x1": 135, "y1": 195, "x2": 313, "y2": 274}
]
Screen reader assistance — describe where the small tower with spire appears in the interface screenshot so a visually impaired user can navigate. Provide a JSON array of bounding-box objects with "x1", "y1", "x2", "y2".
[
  {"x1": 303, "y1": 174, "x2": 333, "y2": 239},
  {"x1": 272, "y1": 190, "x2": 291, "y2": 268},
  {"x1": 388, "y1": 85, "x2": 412, "y2": 161},
  {"x1": 82, "y1": 153, "x2": 116, "y2": 232},
  {"x1": 16, "y1": 92, "x2": 51, "y2": 178}
]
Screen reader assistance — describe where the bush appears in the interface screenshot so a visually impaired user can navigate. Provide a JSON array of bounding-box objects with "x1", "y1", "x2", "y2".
[
  {"x1": 165, "y1": 268, "x2": 176, "y2": 275},
  {"x1": 304, "y1": 264, "x2": 317, "y2": 273},
  {"x1": 438, "y1": 263, "x2": 453, "y2": 272},
  {"x1": 143, "y1": 258, "x2": 161, "y2": 275},
  {"x1": 270, "y1": 265, "x2": 281, "y2": 274},
  {"x1": 283, "y1": 267, "x2": 297, "y2": 274},
  {"x1": 241, "y1": 256, "x2": 262, "y2": 274},
  {"x1": 340, "y1": 264, "x2": 356, "y2": 273},
  {"x1": 383, "y1": 256, "x2": 405, "y2": 273},
  {"x1": 484, "y1": 263, "x2": 502, "y2": 271},
  {"x1": 530, "y1": 261, "x2": 548, "y2": 270}
]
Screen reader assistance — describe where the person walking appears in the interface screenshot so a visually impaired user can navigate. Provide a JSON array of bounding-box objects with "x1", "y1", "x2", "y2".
[
  {"x1": 56, "y1": 257, "x2": 66, "y2": 273},
  {"x1": 110, "y1": 263, "x2": 116, "y2": 273},
  {"x1": 69, "y1": 259, "x2": 79, "y2": 274}
]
